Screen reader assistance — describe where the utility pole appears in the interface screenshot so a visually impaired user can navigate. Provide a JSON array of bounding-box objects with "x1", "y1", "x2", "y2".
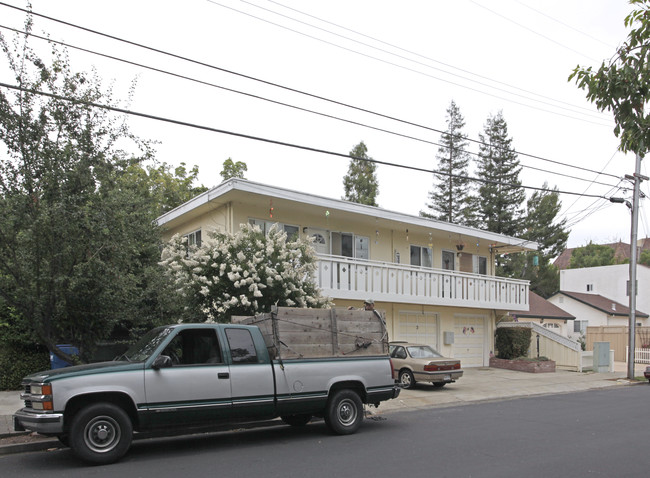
[{"x1": 627, "y1": 151, "x2": 646, "y2": 380}]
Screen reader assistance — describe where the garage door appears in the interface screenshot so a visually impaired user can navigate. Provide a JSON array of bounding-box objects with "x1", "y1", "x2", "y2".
[
  {"x1": 453, "y1": 315, "x2": 487, "y2": 367},
  {"x1": 395, "y1": 311, "x2": 438, "y2": 348}
]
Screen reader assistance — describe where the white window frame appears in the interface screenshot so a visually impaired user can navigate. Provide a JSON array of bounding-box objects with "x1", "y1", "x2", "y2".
[
  {"x1": 248, "y1": 218, "x2": 299, "y2": 240},
  {"x1": 410, "y1": 245, "x2": 433, "y2": 268},
  {"x1": 184, "y1": 229, "x2": 202, "y2": 247}
]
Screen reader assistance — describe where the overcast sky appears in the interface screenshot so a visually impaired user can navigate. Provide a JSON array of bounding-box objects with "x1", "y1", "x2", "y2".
[{"x1": 1, "y1": 0, "x2": 647, "y2": 249}]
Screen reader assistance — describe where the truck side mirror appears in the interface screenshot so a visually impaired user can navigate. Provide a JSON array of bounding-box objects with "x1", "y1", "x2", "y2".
[{"x1": 152, "y1": 355, "x2": 172, "y2": 370}]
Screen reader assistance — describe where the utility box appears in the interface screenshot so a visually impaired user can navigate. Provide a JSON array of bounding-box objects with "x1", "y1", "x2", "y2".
[
  {"x1": 444, "y1": 331, "x2": 454, "y2": 345},
  {"x1": 593, "y1": 342, "x2": 610, "y2": 373}
]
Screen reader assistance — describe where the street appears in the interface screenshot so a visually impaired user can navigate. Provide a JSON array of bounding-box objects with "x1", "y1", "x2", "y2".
[{"x1": 2, "y1": 385, "x2": 647, "y2": 477}]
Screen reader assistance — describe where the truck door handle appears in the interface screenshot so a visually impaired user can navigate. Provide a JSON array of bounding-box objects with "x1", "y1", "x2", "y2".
[{"x1": 218, "y1": 372, "x2": 229, "y2": 379}]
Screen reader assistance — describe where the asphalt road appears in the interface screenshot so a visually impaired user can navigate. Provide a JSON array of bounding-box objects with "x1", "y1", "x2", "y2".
[{"x1": 2, "y1": 386, "x2": 647, "y2": 477}]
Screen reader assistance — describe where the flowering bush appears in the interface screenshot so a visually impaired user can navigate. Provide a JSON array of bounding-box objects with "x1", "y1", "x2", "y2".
[{"x1": 160, "y1": 224, "x2": 331, "y2": 322}]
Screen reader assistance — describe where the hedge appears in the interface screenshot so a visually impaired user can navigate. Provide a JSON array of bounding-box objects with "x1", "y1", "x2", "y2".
[
  {"x1": 0, "y1": 345, "x2": 50, "y2": 391},
  {"x1": 495, "y1": 327, "x2": 531, "y2": 360}
]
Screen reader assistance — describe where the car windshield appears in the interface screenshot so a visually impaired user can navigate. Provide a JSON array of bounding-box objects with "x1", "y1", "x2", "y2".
[
  {"x1": 407, "y1": 345, "x2": 442, "y2": 359},
  {"x1": 117, "y1": 327, "x2": 175, "y2": 362}
]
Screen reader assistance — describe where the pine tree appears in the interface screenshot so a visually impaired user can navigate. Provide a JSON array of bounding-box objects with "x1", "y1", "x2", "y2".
[
  {"x1": 342, "y1": 141, "x2": 379, "y2": 206},
  {"x1": 421, "y1": 101, "x2": 474, "y2": 225},
  {"x1": 476, "y1": 112, "x2": 525, "y2": 237}
]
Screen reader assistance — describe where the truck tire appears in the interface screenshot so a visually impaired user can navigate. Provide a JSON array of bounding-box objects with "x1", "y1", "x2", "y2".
[
  {"x1": 69, "y1": 402, "x2": 133, "y2": 465},
  {"x1": 324, "y1": 390, "x2": 363, "y2": 435},
  {"x1": 281, "y1": 414, "x2": 312, "y2": 427}
]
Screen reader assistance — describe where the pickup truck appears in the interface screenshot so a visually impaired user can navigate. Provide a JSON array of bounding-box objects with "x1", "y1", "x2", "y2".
[{"x1": 14, "y1": 317, "x2": 399, "y2": 464}]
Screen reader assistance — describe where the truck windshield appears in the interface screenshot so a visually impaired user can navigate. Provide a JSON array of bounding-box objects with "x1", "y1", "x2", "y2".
[{"x1": 119, "y1": 327, "x2": 174, "y2": 362}]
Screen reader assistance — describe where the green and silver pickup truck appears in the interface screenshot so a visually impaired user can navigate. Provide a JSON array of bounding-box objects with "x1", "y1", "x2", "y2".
[{"x1": 14, "y1": 317, "x2": 399, "y2": 464}]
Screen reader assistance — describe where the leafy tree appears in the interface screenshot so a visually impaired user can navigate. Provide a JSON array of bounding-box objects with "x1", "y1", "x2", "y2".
[
  {"x1": 0, "y1": 22, "x2": 171, "y2": 363},
  {"x1": 220, "y1": 157, "x2": 247, "y2": 181},
  {"x1": 122, "y1": 161, "x2": 207, "y2": 217},
  {"x1": 160, "y1": 224, "x2": 332, "y2": 322},
  {"x1": 421, "y1": 101, "x2": 475, "y2": 225},
  {"x1": 342, "y1": 141, "x2": 379, "y2": 206},
  {"x1": 640, "y1": 248, "x2": 650, "y2": 266},
  {"x1": 475, "y1": 112, "x2": 526, "y2": 237},
  {"x1": 569, "y1": 242, "x2": 616, "y2": 268},
  {"x1": 505, "y1": 184, "x2": 569, "y2": 297},
  {"x1": 569, "y1": 0, "x2": 650, "y2": 155}
]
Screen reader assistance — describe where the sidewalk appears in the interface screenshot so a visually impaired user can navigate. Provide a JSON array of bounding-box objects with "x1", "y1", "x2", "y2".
[{"x1": 1, "y1": 362, "x2": 647, "y2": 454}]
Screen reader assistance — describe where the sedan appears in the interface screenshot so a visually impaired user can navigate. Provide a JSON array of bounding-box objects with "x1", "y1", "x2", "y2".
[
  {"x1": 644, "y1": 366, "x2": 650, "y2": 382},
  {"x1": 389, "y1": 341, "x2": 463, "y2": 389}
]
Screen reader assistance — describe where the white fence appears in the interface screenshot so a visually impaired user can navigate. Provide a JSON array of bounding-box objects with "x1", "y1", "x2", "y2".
[{"x1": 626, "y1": 346, "x2": 650, "y2": 364}]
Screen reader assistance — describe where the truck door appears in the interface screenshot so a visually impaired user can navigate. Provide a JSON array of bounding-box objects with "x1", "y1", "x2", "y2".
[
  {"x1": 224, "y1": 327, "x2": 276, "y2": 419},
  {"x1": 143, "y1": 328, "x2": 232, "y2": 426}
]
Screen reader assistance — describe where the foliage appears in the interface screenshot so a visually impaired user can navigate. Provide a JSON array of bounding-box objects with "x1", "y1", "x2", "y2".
[
  {"x1": 475, "y1": 112, "x2": 526, "y2": 237},
  {"x1": 160, "y1": 224, "x2": 332, "y2": 322},
  {"x1": 342, "y1": 141, "x2": 379, "y2": 206},
  {"x1": 495, "y1": 327, "x2": 531, "y2": 359},
  {"x1": 640, "y1": 248, "x2": 650, "y2": 266},
  {"x1": 220, "y1": 158, "x2": 248, "y2": 181},
  {"x1": 503, "y1": 184, "x2": 568, "y2": 296},
  {"x1": 569, "y1": 0, "x2": 650, "y2": 154},
  {"x1": 569, "y1": 242, "x2": 617, "y2": 268},
  {"x1": 0, "y1": 343, "x2": 49, "y2": 391},
  {"x1": 121, "y1": 161, "x2": 207, "y2": 217},
  {"x1": 0, "y1": 21, "x2": 175, "y2": 364},
  {"x1": 421, "y1": 101, "x2": 475, "y2": 225}
]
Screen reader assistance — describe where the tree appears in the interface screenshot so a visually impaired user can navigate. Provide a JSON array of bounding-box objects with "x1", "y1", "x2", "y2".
[
  {"x1": 160, "y1": 224, "x2": 332, "y2": 322},
  {"x1": 475, "y1": 112, "x2": 526, "y2": 237},
  {"x1": 505, "y1": 184, "x2": 569, "y2": 297},
  {"x1": 569, "y1": 0, "x2": 650, "y2": 155},
  {"x1": 569, "y1": 242, "x2": 616, "y2": 268},
  {"x1": 220, "y1": 158, "x2": 247, "y2": 181},
  {"x1": 640, "y1": 248, "x2": 650, "y2": 266},
  {"x1": 342, "y1": 141, "x2": 379, "y2": 206},
  {"x1": 0, "y1": 23, "x2": 171, "y2": 363},
  {"x1": 421, "y1": 101, "x2": 474, "y2": 225},
  {"x1": 122, "y1": 161, "x2": 207, "y2": 217}
]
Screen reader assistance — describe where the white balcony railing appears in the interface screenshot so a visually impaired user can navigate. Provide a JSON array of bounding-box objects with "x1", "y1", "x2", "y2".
[{"x1": 316, "y1": 254, "x2": 530, "y2": 311}]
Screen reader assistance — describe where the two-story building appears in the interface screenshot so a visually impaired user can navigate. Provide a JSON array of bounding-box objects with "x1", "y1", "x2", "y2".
[{"x1": 155, "y1": 179, "x2": 537, "y2": 367}]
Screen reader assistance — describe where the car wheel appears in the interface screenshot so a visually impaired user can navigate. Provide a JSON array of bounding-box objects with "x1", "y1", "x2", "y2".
[
  {"x1": 399, "y1": 369, "x2": 415, "y2": 389},
  {"x1": 281, "y1": 414, "x2": 312, "y2": 426},
  {"x1": 69, "y1": 402, "x2": 133, "y2": 465},
  {"x1": 57, "y1": 434, "x2": 69, "y2": 447},
  {"x1": 324, "y1": 390, "x2": 363, "y2": 435},
  {"x1": 433, "y1": 382, "x2": 446, "y2": 388}
]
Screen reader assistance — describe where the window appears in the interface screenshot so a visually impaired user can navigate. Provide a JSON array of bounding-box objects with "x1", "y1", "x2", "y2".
[
  {"x1": 162, "y1": 329, "x2": 221, "y2": 365},
  {"x1": 442, "y1": 250, "x2": 455, "y2": 270},
  {"x1": 586, "y1": 284, "x2": 594, "y2": 292},
  {"x1": 474, "y1": 256, "x2": 488, "y2": 275},
  {"x1": 410, "y1": 245, "x2": 433, "y2": 268},
  {"x1": 543, "y1": 322, "x2": 560, "y2": 329},
  {"x1": 574, "y1": 320, "x2": 587, "y2": 334},
  {"x1": 184, "y1": 230, "x2": 202, "y2": 247},
  {"x1": 248, "y1": 218, "x2": 299, "y2": 240},
  {"x1": 225, "y1": 328, "x2": 258, "y2": 364}
]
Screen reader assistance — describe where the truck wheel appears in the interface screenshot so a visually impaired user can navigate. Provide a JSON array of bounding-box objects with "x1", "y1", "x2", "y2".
[
  {"x1": 399, "y1": 369, "x2": 415, "y2": 389},
  {"x1": 324, "y1": 390, "x2": 363, "y2": 435},
  {"x1": 69, "y1": 403, "x2": 133, "y2": 465},
  {"x1": 281, "y1": 414, "x2": 312, "y2": 426}
]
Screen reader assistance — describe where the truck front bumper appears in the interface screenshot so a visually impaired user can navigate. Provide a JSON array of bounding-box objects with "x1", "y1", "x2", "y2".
[{"x1": 13, "y1": 409, "x2": 64, "y2": 435}]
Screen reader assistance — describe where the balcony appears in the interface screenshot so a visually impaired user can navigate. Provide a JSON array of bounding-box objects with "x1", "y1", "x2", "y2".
[{"x1": 316, "y1": 254, "x2": 530, "y2": 311}]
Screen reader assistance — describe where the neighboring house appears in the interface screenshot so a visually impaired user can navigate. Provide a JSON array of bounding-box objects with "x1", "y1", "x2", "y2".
[
  {"x1": 156, "y1": 179, "x2": 537, "y2": 367},
  {"x1": 553, "y1": 238, "x2": 650, "y2": 270},
  {"x1": 548, "y1": 291, "x2": 649, "y2": 336},
  {"x1": 558, "y1": 263, "x2": 650, "y2": 322},
  {"x1": 507, "y1": 291, "x2": 576, "y2": 340}
]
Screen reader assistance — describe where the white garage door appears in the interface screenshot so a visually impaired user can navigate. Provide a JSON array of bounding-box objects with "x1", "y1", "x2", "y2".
[
  {"x1": 395, "y1": 311, "x2": 439, "y2": 348},
  {"x1": 453, "y1": 315, "x2": 487, "y2": 367}
]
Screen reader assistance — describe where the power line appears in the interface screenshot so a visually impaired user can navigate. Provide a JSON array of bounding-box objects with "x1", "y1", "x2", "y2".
[
  {"x1": 243, "y1": 0, "x2": 611, "y2": 123},
  {"x1": 0, "y1": 2, "x2": 624, "y2": 184},
  {"x1": 0, "y1": 23, "x2": 625, "y2": 193},
  {"x1": 0, "y1": 81, "x2": 614, "y2": 201},
  {"x1": 208, "y1": 0, "x2": 613, "y2": 127}
]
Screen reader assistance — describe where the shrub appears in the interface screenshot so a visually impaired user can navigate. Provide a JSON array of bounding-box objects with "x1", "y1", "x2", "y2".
[
  {"x1": 0, "y1": 345, "x2": 50, "y2": 391},
  {"x1": 495, "y1": 327, "x2": 531, "y2": 359}
]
